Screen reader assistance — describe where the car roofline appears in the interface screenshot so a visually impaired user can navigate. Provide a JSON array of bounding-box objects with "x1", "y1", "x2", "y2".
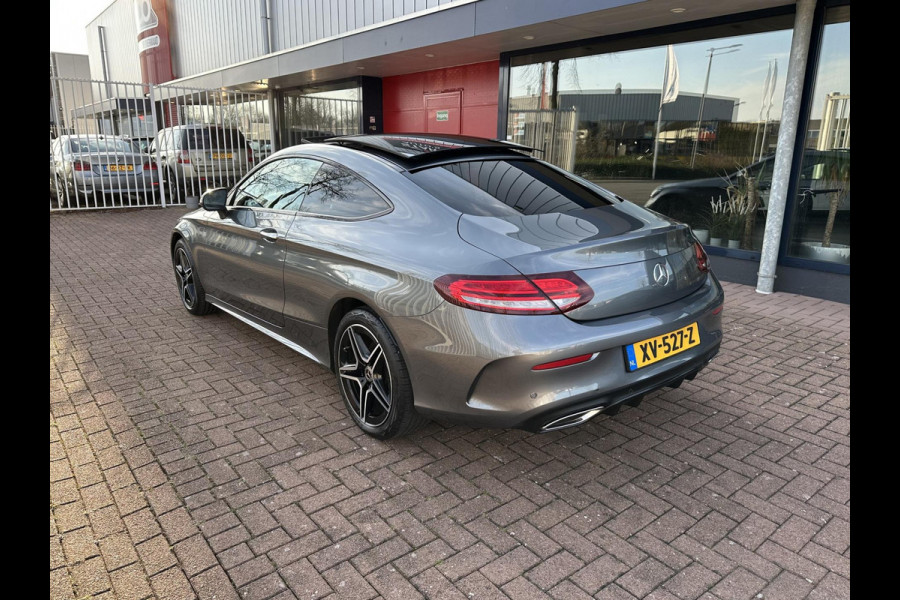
[{"x1": 324, "y1": 134, "x2": 536, "y2": 170}]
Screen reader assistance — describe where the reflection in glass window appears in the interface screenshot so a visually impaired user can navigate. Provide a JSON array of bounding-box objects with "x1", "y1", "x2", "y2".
[
  {"x1": 788, "y1": 17, "x2": 850, "y2": 265},
  {"x1": 300, "y1": 164, "x2": 390, "y2": 219},
  {"x1": 282, "y1": 85, "x2": 361, "y2": 147},
  {"x1": 408, "y1": 160, "x2": 613, "y2": 216},
  {"x1": 507, "y1": 27, "x2": 794, "y2": 251},
  {"x1": 232, "y1": 158, "x2": 322, "y2": 210}
]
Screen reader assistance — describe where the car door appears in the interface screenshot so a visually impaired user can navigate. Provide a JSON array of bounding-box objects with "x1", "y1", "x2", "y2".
[
  {"x1": 282, "y1": 162, "x2": 393, "y2": 327},
  {"x1": 192, "y1": 157, "x2": 322, "y2": 327}
]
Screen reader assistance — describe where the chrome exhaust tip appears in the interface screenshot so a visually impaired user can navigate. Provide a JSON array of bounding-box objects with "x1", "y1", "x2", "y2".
[{"x1": 541, "y1": 407, "x2": 605, "y2": 432}]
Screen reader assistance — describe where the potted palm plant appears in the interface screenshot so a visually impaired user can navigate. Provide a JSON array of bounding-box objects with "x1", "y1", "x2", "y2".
[{"x1": 798, "y1": 153, "x2": 850, "y2": 263}]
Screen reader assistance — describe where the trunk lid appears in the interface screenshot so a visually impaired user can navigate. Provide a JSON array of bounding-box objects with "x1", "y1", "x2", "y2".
[
  {"x1": 457, "y1": 204, "x2": 707, "y2": 321},
  {"x1": 74, "y1": 152, "x2": 146, "y2": 175}
]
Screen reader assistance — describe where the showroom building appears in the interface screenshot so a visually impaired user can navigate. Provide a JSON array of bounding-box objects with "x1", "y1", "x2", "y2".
[{"x1": 82, "y1": 0, "x2": 850, "y2": 302}]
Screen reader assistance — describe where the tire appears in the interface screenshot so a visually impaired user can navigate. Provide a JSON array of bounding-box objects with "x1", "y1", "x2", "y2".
[
  {"x1": 51, "y1": 174, "x2": 65, "y2": 208},
  {"x1": 165, "y1": 168, "x2": 179, "y2": 203},
  {"x1": 172, "y1": 239, "x2": 215, "y2": 316},
  {"x1": 334, "y1": 308, "x2": 428, "y2": 439}
]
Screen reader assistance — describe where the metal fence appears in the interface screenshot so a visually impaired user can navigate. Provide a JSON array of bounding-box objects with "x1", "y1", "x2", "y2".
[
  {"x1": 506, "y1": 108, "x2": 578, "y2": 172},
  {"x1": 152, "y1": 83, "x2": 271, "y2": 206},
  {"x1": 50, "y1": 77, "x2": 163, "y2": 211},
  {"x1": 50, "y1": 76, "x2": 271, "y2": 212}
]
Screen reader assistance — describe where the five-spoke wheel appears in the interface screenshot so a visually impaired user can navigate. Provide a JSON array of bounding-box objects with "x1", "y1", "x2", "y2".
[
  {"x1": 172, "y1": 239, "x2": 214, "y2": 315},
  {"x1": 334, "y1": 309, "x2": 427, "y2": 438},
  {"x1": 338, "y1": 324, "x2": 393, "y2": 428}
]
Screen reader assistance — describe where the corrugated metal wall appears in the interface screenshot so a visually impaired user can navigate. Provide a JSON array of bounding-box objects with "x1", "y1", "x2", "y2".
[
  {"x1": 169, "y1": 0, "x2": 264, "y2": 78},
  {"x1": 170, "y1": 0, "x2": 461, "y2": 79},
  {"x1": 84, "y1": 1, "x2": 143, "y2": 88},
  {"x1": 85, "y1": 0, "x2": 465, "y2": 84},
  {"x1": 268, "y1": 0, "x2": 454, "y2": 51}
]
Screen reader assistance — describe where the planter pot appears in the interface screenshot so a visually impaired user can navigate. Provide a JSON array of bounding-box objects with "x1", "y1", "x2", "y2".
[
  {"x1": 692, "y1": 229, "x2": 710, "y2": 244},
  {"x1": 727, "y1": 239, "x2": 741, "y2": 249},
  {"x1": 797, "y1": 242, "x2": 850, "y2": 264},
  {"x1": 709, "y1": 237, "x2": 724, "y2": 246}
]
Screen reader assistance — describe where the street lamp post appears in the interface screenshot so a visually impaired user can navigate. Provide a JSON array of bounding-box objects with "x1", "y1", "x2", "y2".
[{"x1": 690, "y1": 44, "x2": 742, "y2": 168}]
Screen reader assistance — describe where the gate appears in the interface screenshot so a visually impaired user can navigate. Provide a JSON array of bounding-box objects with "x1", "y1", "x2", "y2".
[
  {"x1": 506, "y1": 108, "x2": 578, "y2": 172},
  {"x1": 50, "y1": 76, "x2": 271, "y2": 212}
]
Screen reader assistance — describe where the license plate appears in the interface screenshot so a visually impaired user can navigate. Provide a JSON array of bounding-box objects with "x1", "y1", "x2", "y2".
[
  {"x1": 625, "y1": 322, "x2": 700, "y2": 371},
  {"x1": 211, "y1": 152, "x2": 232, "y2": 160},
  {"x1": 104, "y1": 164, "x2": 134, "y2": 172}
]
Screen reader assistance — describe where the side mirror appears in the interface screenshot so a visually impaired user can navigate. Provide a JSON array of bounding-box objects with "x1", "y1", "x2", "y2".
[{"x1": 200, "y1": 188, "x2": 229, "y2": 211}]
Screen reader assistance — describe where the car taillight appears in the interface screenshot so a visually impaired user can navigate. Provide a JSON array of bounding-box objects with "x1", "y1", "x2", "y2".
[
  {"x1": 433, "y1": 272, "x2": 593, "y2": 315},
  {"x1": 177, "y1": 150, "x2": 191, "y2": 164},
  {"x1": 143, "y1": 161, "x2": 157, "y2": 170},
  {"x1": 247, "y1": 147, "x2": 254, "y2": 164},
  {"x1": 73, "y1": 160, "x2": 91, "y2": 171},
  {"x1": 694, "y1": 241, "x2": 710, "y2": 273}
]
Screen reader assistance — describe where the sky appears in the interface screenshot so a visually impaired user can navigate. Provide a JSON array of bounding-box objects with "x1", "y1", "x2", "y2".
[{"x1": 50, "y1": 0, "x2": 114, "y2": 54}]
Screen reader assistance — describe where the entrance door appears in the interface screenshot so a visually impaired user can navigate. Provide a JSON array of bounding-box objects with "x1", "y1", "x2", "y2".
[{"x1": 425, "y1": 91, "x2": 462, "y2": 135}]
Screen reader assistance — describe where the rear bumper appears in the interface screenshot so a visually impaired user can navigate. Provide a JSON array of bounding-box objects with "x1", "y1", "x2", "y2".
[
  {"x1": 385, "y1": 273, "x2": 725, "y2": 431},
  {"x1": 73, "y1": 171, "x2": 159, "y2": 194},
  {"x1": 518, "y1": 342, "x2": 719, "y2": 432}
]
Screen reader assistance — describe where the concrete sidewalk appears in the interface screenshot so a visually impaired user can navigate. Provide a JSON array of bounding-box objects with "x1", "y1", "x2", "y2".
[{"x1": 50, "y1": 207, "x2": 849, "y2": 600}]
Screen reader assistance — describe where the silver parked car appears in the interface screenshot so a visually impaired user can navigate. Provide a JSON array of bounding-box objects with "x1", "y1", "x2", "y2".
[
  {"x1": 50, "y1": 135, "x2": 160, "y2": 207},
  {"x1": 152, "y1": 124, "x2": 253, "y2": 198},
  {"x1": 171, "y1": 134, "x2": 724, "y2": 438}
]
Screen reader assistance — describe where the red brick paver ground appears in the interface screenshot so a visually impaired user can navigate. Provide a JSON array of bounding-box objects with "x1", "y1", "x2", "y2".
[{"x1": 50, "y1": 207, "x2": 850, "y2": 599}]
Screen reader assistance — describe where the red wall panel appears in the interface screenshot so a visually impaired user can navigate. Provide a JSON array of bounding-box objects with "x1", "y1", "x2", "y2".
[{"x1": 382, "y1": 60, "x2": 500, "y2": 138}]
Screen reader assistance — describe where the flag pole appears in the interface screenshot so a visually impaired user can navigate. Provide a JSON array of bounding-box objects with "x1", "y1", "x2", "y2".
[
  {"x1": 752, "y1": 61, "x2": 772, "y2": 162},
  {"x1": 652, "y1": 101, "x2": 663, "y2": 180},
  {"x1": 653, "y1": 45, "x2": 677, "y2": 180},
  {"x1": 758, "y1": 59, "x2": 778, "y2": 160}
]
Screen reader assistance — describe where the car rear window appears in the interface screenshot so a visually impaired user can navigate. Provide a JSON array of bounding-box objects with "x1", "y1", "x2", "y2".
[
  {"x1": 407, "y1": 159, "x2": 614, "y2": 217},
  {"x1": 184, "y1": 128, "x2": 247, "y2": 150},
  {"x1": 68, "y1": 138, "x2": 134, "y2": 154}
]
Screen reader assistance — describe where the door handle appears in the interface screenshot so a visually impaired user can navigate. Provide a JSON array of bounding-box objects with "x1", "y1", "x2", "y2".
[{"x1": 259, "y1": 228, "x2": 279, "y2": 242}]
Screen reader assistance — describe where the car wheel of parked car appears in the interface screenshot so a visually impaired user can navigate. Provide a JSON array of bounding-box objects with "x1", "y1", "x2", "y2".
[
  {"x1": 51, "y1": 175, "x2": 67, "y2": 208},
  {"x1": 334, "y1": 309, "x2": 427, "y2": 439},
  {"x1": 172, "y1": 239, "x2": 215, "y2": 316}
]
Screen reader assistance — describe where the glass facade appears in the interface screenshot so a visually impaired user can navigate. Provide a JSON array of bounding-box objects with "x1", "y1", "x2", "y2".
[
  {"x1": 786, "y1": 16, "x2": 850, "y2": 265},
  {"x1": 281, "y1": 83, "x2": 361, "y2": 147},
  {"x1": 505, "y1": 6, "x2": 849, "y2": 275},
  {"x1": 508, "y1": 27, "x2": 794, "y2": 252}
]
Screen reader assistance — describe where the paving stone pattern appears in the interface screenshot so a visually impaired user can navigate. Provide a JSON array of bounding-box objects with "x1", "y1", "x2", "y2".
[{"x1": 50, "y1": 208, "x2": 850, "y2": 599}]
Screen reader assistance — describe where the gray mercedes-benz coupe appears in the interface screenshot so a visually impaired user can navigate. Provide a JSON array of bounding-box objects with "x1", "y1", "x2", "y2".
[{"x1": 171, "y1": 134, "x2": 724, "y2": 438}]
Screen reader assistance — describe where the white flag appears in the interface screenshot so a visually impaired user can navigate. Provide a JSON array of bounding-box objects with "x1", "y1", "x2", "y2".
[
  {"x1": 758, "y1": 62, "x2": 773, "y2": 119},
  {"x1": 661, "y1": 45, "x2": 679, "y2": 104},
  {"x1": 768, "y1": 60, "x2": 778, "y2": 105}
]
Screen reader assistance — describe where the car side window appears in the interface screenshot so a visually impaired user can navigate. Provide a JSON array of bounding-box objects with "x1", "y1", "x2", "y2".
[
  {"x1": 231, "y1": 158, "x2": 322, "y2": 210},
  {"x1": 299, "y1": 164, "x2": 391, "y2": 219}
]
